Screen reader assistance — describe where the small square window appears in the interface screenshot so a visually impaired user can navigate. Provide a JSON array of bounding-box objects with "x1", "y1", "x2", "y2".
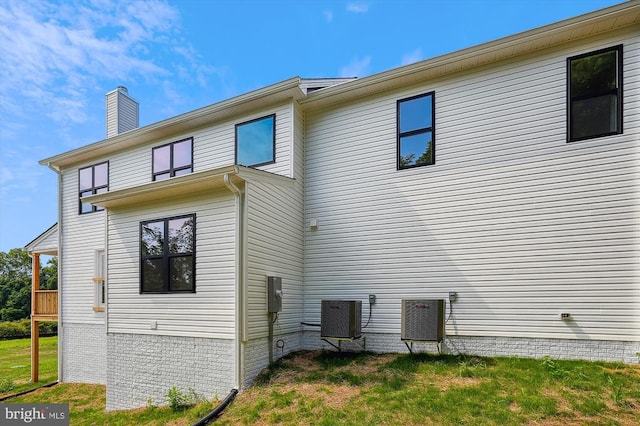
[
  {"x1": 79, "y1": 162, "x2": 108, "y2": 214},
  {"x1": 235, "y1": 114, "x2": 275, "y2": 167},
  {"x1": 567, "y1": 45, "x2": 622, "y2": 142},
  {"x1": 152, "y1": 138, "x2": 193, "y2": 180},
  {"x1": 397, "y1": 93, "x2": 435, "y2": 169}
]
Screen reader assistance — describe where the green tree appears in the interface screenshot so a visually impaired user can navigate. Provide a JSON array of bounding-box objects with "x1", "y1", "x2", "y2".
[
  {"x1": 40, "y1": 256, "x2": 58, "y2": 290},
  {"x1": 0, "y1": 248, "x2": 57, "y2": 321},
  {"x1": 0, "y1": 249, "x2": 32, "y2": 321},
  {"x1": 399, "y1": 143, "x2": 433, "y2": 168}
]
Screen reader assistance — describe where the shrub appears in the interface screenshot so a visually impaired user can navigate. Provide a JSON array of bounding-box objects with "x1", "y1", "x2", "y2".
[
  {"x1": 38, "y1": 321, "x2": 57, "y2": 335},
  {"x1": 166, "y1": 386, "x2": 203, "y2": 412},
  {"x1": 0, "y1": 319, "x2": 29, "y2": 338},
  {"x1": 0, "y1": 319, "x2": 57, "y2": 339}
]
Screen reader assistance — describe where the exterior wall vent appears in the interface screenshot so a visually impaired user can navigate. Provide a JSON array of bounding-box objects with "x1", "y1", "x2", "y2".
[
  {"x1": 401, "y1": 299, "x2": 445, "y2": 342},
  {"x1": 106, "y1": 86, "x2": 139, "y2": 138},
  {"x1": 321, "y1": 300, "x2": 362, "y2": 339}
]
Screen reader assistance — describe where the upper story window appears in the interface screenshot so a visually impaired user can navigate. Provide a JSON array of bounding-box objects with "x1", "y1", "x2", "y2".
[
  {"x1": 568, "y1": 45, "x2": 622, "y2": 142},
  {"x1": 153, "y1": 138, "x2": 193, "y2": 181},
  {"x1": 140, "y1": 214, "x2": 195, "y2": 293},
  {"x1": 235, "y1": 114, "x2": 275, "y2": 167},
  {"x1": 397, "y1": 92, "x2": 435, "y2": 170},
  {"x1": 79, "y1": 162, "x2": 108, "y2": 214}
]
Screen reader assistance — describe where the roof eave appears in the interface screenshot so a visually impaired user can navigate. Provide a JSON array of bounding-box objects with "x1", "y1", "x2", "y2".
[
  {"x1": 83, "y1": 164, "x2": 295, "y2": 209},
  {"x1": 25, "y1": 222, "x2": 58, "y2": 255},
  {"x1": 41, "y1": 77, "x2": 304, "y2": 169},
  {"x1": 300, "y1": 1, "x2": 640, "y2": 108}
]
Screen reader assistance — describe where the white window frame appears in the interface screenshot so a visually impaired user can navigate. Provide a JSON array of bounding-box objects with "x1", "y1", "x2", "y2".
[{"x1": 93, "y1": 250, "x2": 106, "y2": 312}]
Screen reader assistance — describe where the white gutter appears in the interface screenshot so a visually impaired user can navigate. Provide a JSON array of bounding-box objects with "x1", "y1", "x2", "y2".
[
  {"x1": 40, "y1": 78, "x2": 305, "y2": 169},
  {"x1": 104, "y1": 205, "x2": 109, "y2": 346},
  {"x1": 45, "y1": 163, "x2": 63, "y2": 382},
  {"x1": 223, "y1": 173, "x2": 245, "y2": 390}
]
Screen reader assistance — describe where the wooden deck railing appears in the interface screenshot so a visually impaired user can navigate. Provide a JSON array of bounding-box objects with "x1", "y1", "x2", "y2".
[{"x1": 33, "y1": 290, "x2": 58, "y2": 319}]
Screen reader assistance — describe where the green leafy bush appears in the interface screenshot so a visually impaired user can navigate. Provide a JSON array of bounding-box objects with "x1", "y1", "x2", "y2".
[
  {"x1": 166, "y1": 386, "x2": 203, "y2": 412},
  {"x1": 0, "y1": 319, "x2": 57, "y2": 339}
]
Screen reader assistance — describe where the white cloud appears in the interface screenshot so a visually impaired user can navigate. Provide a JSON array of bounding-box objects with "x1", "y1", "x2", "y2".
[
  {"x1": 0, "y1": 0, "x2": 188, "y2": 127},
  {"x1": 339, "y1": 56, "x2": 371, "y2": 78},
  {"x1": 0, "y1": 145, "x2": 45, "y2": 200},
  {"x1": 324, "y1": 10, "x2": 333, "y2": 23},
  {"x1": 400, "y1": 48, "x2": 423, "y2": 66},
  {"x1": 347, "y1": 2, "x2": 369, "y2": 13}
]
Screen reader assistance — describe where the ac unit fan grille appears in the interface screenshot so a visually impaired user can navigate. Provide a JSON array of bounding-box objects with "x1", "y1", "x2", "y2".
[
  {"x1": 401, "y1": 299, "x2": 444, "y2": 342},
  {"x1": 321, "y1": 300, "x2": 362, "y2": 339}
]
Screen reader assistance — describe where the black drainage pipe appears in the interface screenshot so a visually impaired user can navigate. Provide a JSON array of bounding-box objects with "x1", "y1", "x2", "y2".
[
  {"x1": 0, "y1": 381, "x2": 58, "y2": 402},
  {"x1": 192, "y1": 388, "x2": 238, "y2": 426}
]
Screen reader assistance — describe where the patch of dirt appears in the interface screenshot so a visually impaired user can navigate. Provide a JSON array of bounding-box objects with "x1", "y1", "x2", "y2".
[
  {"x1": 261, "y1": 351, "x2": 398, "y2": 386},
  {"x1": 415, "y1": 373, "x2": 483, "y2": 391},
  {"x1": 349, "y1": 353, "x2": 396, "y2": 374},
  {"x1": 602, "y1": 365, "x2": 640, "y2": 377},
  {"x1": 286, "y1": 383, "x2": 359, "y2": 409},
  {"x1": 527, "y1": 414, "x2": 640, "y2": 426},
  {"x1": 541, "y1": 387, "x2": 573, "y2": 414},
  {"x1": 284, "y1": 351, "x2": 321, "y2": 372},
  {"x1": 234, "y1": 382, "x2": 361, "y2": 426},
  {"x1": 163, "y1": 418, "x2": 193, "y2": 426}
]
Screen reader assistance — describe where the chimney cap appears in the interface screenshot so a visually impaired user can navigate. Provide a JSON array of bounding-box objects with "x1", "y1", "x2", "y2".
[{"x1": 116, "y1": 85, "x2": 128, "y2": 93}]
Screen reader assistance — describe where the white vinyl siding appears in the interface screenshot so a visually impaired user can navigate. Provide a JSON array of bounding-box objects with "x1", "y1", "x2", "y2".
[
  {"x1": 245, "y1": 103, "x2": 305, "y2": 339},
  {"x1": 60, "y1": 165, "x2": 106, "y2": 324},
  {"x1": 108, "y1": 103, "x2": 293, "y2": 191},
  {"x1": 304, "y1": 29, "x2": 640, "y2": 342},
  {"x1": 106, "y1": 89, "x2": 138, "y2": 138},
  {"x1": 105, "y1": 92, "x2": 118, "y2": 139},
  {"x1": 106, "y1": 190, "x2": 236, "y2": 338},
  {"x1": 63, "y1": 101, "x2": 295, "y2": 338},
  {"x1": 116, "y1": 96, "x2": 139, "y2": 134},
  {"x1": 31, "y1": 226, "x2": 58, "y2": 254}
]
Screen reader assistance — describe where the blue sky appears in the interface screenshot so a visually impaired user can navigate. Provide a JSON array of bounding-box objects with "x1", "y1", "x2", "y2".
[{"x1": 0, "y1": 0, "x2": 623, "y2": 252}]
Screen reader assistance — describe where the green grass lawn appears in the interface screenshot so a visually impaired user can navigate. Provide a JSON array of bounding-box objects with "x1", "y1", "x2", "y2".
[
  {"x1": 217, "y1": 351, "x2": 640, "y2": 425},
  {"x1": 3, "y1": 344, "x2": 639, "y2": 425},
  {"x1": 9, "y1": 383, "x2": 221, "y2": 426},
  {"x1": 0, "y1": 335, "x2": 57, "y2": 396}
]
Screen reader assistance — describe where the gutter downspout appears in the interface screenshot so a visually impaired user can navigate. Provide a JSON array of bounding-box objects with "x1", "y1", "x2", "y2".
[
  {"x1": 46, "y1": 163, "x2": 63, "y2": 383},
  {"x1": 224, "y1": 172, "x2": 244, "y2": 390}
]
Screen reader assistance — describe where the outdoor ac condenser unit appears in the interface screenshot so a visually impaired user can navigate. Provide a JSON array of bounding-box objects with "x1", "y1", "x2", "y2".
[
  {"x1": 401, "y1": 299, "x2": 445, "y2": 342},
  {"x1": 321, "y1": 300, "x2": 362, "y2": 339}
]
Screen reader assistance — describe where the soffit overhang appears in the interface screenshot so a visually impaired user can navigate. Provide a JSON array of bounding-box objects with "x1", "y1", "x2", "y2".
[
  {"x1": 25, "y1": 222, "x2": 58, "y2": 255},
  {"x1": 82, "y1": 165, "x2": 295, "y2": 209},
  {"x1": 300, "y1": 1, "x2": 640, "y2": 109},
  {"x1": 41, "y1": 78, "x2": 305, "y2": 170}
]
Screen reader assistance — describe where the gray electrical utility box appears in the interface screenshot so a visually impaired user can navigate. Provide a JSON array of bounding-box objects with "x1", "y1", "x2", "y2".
[
  {"x1": 401, "y1": 299, "x2": 445, "y2": 342},
  {"x1": 267, "y1": 276, "x2": 282, "y2": 313},
  {"x1": 321, "y1": 300, "x2": 362, "y2": 339}
]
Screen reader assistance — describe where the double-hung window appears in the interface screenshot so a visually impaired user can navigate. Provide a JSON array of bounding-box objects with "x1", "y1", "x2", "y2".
[
  {"x1": 79, "y1": 162, "x2": 108, "y2": 214},
  {"x1": 140, "y1": 214, "x2": 195, "y2": 293},
  {"x1": 567, "y1": 45, "x2": 622, "y2": 142},
  {"x1": 397, "y1": 92, "x2": 435, "y2": 169},
  {"x1": 153, "y1": 138, "x2": 193, "y2": 181},
  {"x1": 235, "y1": 114, "x2": 276, "y2": 167}
]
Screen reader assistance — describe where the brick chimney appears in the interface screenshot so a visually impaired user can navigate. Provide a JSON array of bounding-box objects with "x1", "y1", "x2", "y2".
[{"x1": 106, "y1": 86, "x2": 139, "y2": 138}]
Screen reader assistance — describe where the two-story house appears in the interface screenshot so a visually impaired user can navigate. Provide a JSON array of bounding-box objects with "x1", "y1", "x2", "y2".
[{"x1": 27, "y1": 2, "x2": 639, "y2": 410}]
